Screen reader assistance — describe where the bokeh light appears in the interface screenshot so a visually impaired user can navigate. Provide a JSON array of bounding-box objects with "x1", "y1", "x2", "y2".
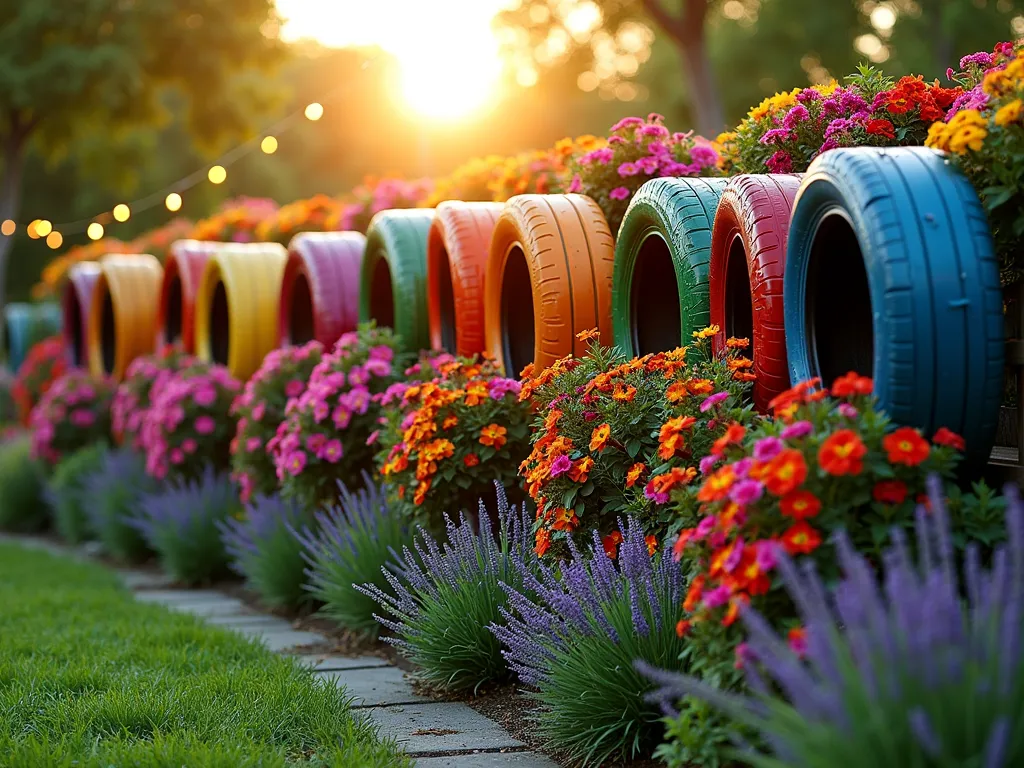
[
  {"x1": 113, "y1": 204, "x2": 130, "y2": 222},
  {"x1": 208, "y1": 165, "x2": 227, "y2": 184},
  {"x1": 261, "y1": 136, "x2": 279, "y2": 154},
  {"x1": 35, "y1": 220, "x2": 53, "y2": 237},
  {"x1": 1, "y1": 220, "x2": 14, "y2": 236},
  {"x1": 166, "y1": 193, "x2": 182, "y2": 212},
  {"x1": 46, "y1": 231, "x2": 63, "y2": 249},
  {"x1": 87, "y1": 222, "x2": 104, "y2": 240}
]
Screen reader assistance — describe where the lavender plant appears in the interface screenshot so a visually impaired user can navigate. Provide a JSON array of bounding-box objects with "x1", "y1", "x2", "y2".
[
  {"x1": 490, "y1": 518, "x2": 688, "y2": 766},
  {"x1": 132, "y1": 467, "x2": 240, "y2": 585},
  {"x1": 219, "y1": 494, "x2": 315, "y2": 610},
  {"x1": 359, "y1": 484, "x2": 540, "y2": 693},
  {"x1": 638, "y1": 475, "x2": 1024, "y2": 768},
  {"x1": 84, "y1": 448, "x2": 160, "y2": 562},
  {"x1": 295, "y1": 477, "x2": 413, "y2": 634},
  {"x1": 47, "y1": 443, "x2": 107, "y2": 543}
]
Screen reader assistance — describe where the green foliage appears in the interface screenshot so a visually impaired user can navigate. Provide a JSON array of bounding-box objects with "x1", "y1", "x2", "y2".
[
  {"x1": 85, "y1": 449, "x2": 160, "y2": 563},
  {"x1": 48, "y1": 443, "x2": 107, "y2": 544},
  {"x1": 0, "y1": 436, "x2": 46, "y2": 531},
  {"x1": 0, "y1": 542, "x2": 408, "y2": 766}
]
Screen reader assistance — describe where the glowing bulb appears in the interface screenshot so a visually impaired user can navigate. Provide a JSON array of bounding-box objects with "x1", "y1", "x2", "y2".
[
  {"x1": 208, "y1": 165, "x2": 227, "y2": 184},
  {"x1": 113, "y1": 204, "x2": 130, "y2": 222},
  {"x1": 87, "y1": 222, "x2": 104, "y2": 240},
  {"x1": 165, "y1": 193, "x2": 182, "y2": 212},
  {"x1": 46, "y1": 231, "x2": 63, "y2": 249},
  {"x1": 35, "y1": 219, "x2": 53, "y2": 237},
  {"x1": 0, "y1": 220, "x2": 14, "y2": 236},
  {"x1": 27, "y1": 220, "x2": 40, "y2": 239},
  {"x1": 304, "y1": 102, "x2": 324, "y2": 121},
  {"x1": 261, "y1": 136, "x2": 278, "y2": 154}
]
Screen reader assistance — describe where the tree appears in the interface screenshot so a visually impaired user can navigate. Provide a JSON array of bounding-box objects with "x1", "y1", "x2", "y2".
[{"x1": 0, "y1": 0, "x2": 285, "y2": 326}]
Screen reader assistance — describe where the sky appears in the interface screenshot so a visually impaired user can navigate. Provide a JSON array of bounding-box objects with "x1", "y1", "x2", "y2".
[{"x1": 275, "y1": 0, "x2": 513, "y2": 119}]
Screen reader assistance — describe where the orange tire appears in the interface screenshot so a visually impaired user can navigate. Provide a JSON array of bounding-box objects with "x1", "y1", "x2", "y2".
[
  {"x1": 427, "y1": 201, "x2": 503, "y2": 356},
  {"x1": 63, "y1": 261, "x2": 102, "y2": 368},
  {"x1": 159, "y1": 240, "x2": 218, "y2": 353},
  {"x1": 88, "y1": 254, "x2": 164, "y2": 380},
  {"x1": 485, "y1": 194, "x2": 615, "y2": 376}
]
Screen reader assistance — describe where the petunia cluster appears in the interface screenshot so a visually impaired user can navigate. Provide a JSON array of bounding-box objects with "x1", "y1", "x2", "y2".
[
  {"x1": 565, "y1": 113, "x2": 720, "y2": 234},
  {"x1": 254, "y1": 194, "x2": 345, "y2": 244},
  {"x1": 28, "y1": 370, "x2": 115, "y2": 466},
  {"x1": 672, "y1": 372, "x2": 964, "y2": 640},
  {"x1": 272, "y1": 325, "x2": 402, "y2": 510},
  {"x1": 519, "y1": 328, "x2": 752, "y2": 558},
  {"x1": 11, "y1": 336, "x2": 68, "y2": 425},
  {"x1": 230, "y1": 340, "x2": 323, "y2": 503},
  {"x1": 139, "y1": 359, "x2": 240, "y2": 481},
  {"x1": 112, "y1": 346, "x2": 196, "y2": 449},
  {"x1": 327, "y1": 177, "x2": 433, "y2": 234},
  {"x1": 376, "y1": 354, "x2": 531, "y2": 527}
]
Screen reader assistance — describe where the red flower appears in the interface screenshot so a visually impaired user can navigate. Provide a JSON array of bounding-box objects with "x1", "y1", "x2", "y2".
[
  {"x1": 781, "y1": 521, "x2": 822, "y2": 555},
  {"x1": 676, "y1": 619, "x2": 692, "y2": 637},
  {"x1": 535, "y1": 527, "x2": 551, "y2": 557},
  {"x1": 711, "y1": 422, "x2": 746, "y2": 456},
  {"x1": 463, "y1": 453, "x2": 480, "y2": 468},
  {"x1": 683, "y1": 575, "x2": 705, "y2": 612},
  {"x1": 865, "y1": 119, "x2": 895, "y2": 139},
  {"x1": 883, "y1": 427, "x2": 930, "y2": 466},
  {"x1": 760, "y1": 449, "x2": 808, "y2": 496},
  {"x1": 779, "y1": 489, "x2": 821, "y2": 520},
  {"x1": 602, "y1": 530, "x2": 623, "y2": 559},
  {"x1": 932, "y1": 427, "x2": 965, "y2": 452},
  {"x1": 831, "y1": 371, "x2": 873, "y2": 397},
  {"x1": 873, "y1": 480, "x2": 908, "y2": 505},
  {"x1": 645, "y1": 535, "x2": 658, "y2": 555},
  {"x1": 818, "y1": 429, "x2": 867, "y2": 476}
]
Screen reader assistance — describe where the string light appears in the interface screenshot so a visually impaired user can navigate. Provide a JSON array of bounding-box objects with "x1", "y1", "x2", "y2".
[
  {"x1": 35, "y1": 220, "x2": 53, "y2": 237},
  {"x1": 46, "y1": 231, "x2": 63, "y2": 249},
  {"x1": 304, "y1": 102, "x2": 324, "y2": 121},
  {"x1": 112, "y1": 204, "x2": 130, "y2": 222},
  {"x1": 27, "y1": 221, "x2": 40, "y2": 239},
  {"x1": 165, "y1": 193, "x2": 182, "y2": 212},
  {"x1": 87, "y1": 222, "x2": 104, "y2": 240},
  {"x1": 1, "y1": 220, "x2": 14, "y2": 236},
  {"x1": 208, "y1": 165, "x2": 227, "y2": 184},
  {"x1": 261, "y1": 136, "x2": 278, "y2": 154}
]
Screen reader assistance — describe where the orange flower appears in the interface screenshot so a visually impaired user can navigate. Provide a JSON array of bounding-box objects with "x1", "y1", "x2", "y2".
[
  {"x1": 535, "y1": 527, "x2": 551, "y2": 557},
  {"x1": 645, "y1": 535, "x2": 659, "y2": 555},
  {"x1": 464, "y1": 380, "x2": 490, "y2": 406},
  {"x1": 732, "y1": 550, "x2": 770, "y2": 595},
  {"x1": 520, "y1": 362, "x2": 535, "y2": 379},
  {"x1": 779, "y1": 489, "x2": 821, "y2": 519},
  {"x1": 762, "y1": 449, "x2": 808, "y2": 496},
  {"x1": 781, "y1": 521, "x2": 822, "y2": 555},
  {"x1": 676, "y1": 619, "x2": 692, "y2": 637},
  {"x1": 442, "y1": 414, "x2": 459, "y2": 430},
  {"x1": 612, "y1": 383, "x2": 637, "y2": 403},
  {"x1": 665, "y1": 381, "x2": 690, "y2": 403},
  {"x1": 479, "y1": 423, "x2": 508, "y2": 450},
  {"x1": 543, "y1": 409, "x2": 562, "y2": 433},
  {"x1": 831, "y1": 371, "x2": 873, "y2": 397},
  {"x1": 711, "y1": 423, "x2": 746, "y2": 455},
  {"x1": 463, "y1": 453, "x2": 480, "y2": 468},
  {"x1": 413, "y1": 479, "x2": 432, "y2": 506},
  {"x1": 932, "y1": 427, "x2": 965, "y2": 452},
  {"x1": 733, "y1": 371, "x2": 758, "y2": 382},
  {"x1": 683, "y1": 575, "x2": 706, "y2": 612},
  {"x1": 692, "y1": 325, "x2": 720, "y2": 340},
  {"x1": 602, "y1": 530, "x2": 623, "y2": 558},
  {"x1": 569, "y1": 456, "x2": 594, "y2": 483},
  {"x1": 687, "y1": 379, "x2": 714, "y2": 395},
  {"x1": 625, "y1": 462, "x2": 645, "y2": 488},
  {"x1": 727, "y1": 356, "x2": 753, "y2": 371},
  {"x1": 576, "y1": 328, "x2": 600, "y2": 342},
  {"x1": 649, "y1": 467, "x2": 698, "y2": 499},
  {"x1": 883, "y1": 427, "x2": 930, "y2": 466},
  {"x1": 818, "y1": 429, "x2": 867, "y2": 476},
  {"x1": 725, "y1": 337, "x2": 750, "y2": 349},
  {"x1": 697, "y1": 464, "x2": 737, "y2": 503},
  {"x1": 589, "y1": 423, "x2": 611, "y2": 452},
  {"x1": 722, "y1": 595, "x2": 748, "y2": 627},
  {"x1": 551, "y1": 507, "x2": 579, "y2": 531},
  {"x1": 873, "y1": 479, "x2": 907, "y2": 504}
]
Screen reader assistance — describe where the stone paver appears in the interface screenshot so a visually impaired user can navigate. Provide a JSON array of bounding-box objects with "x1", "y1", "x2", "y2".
[
  {"x1": 365, "y1": 702, "x2": 525, "y2": 755},
  {"x1": 416, "y1": 753, "x2": 558, "y2": 767},
  {"x1": 134, "y1": 589, "x2": 235, "y2": 604},
  {"x1": 244, "y1": 628, "x2": 330, "y2": 652},
  {"x1": 203, "y1": 614, "x2": 294, "y2": 629},
  {"x1": 316, "y1": 666, "x2": 427, "y2": 707},
  {"x1": 116, "y1": 570, "x2": 176, "y2": 590},
  {"x1": 297, "y1": 654, "x2": 391, "y2": 671}
]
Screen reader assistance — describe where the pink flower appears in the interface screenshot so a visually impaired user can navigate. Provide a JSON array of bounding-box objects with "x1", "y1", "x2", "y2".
[
  {"x1": 755, "y1": 540, "x2": 778, "y2": 571},
  {"x1": 617, "y1": 162, "x2": 640, "y2": 177},
  {"x1": 568, "y1": 174, "x2": 582, "y2": 193},
  {"x1": 182, "y1": 438, "x2": 198, "y2": 454},
  {"x1": 550, "y1": 455, "x2": 573, "y2": 477},
  {"x1": 582, "y1": 411, "x2": 598, "y2": 422},
  {"x1": 312, "y1": 400, "x2": 330, "y2": 423},
  {"x1": 333, "y1": 407, "x2": 353, "y2": 429},
  {"x1": 321, "y1": 439, "x2": 343, "y2": 463},
  {"x1": 307, "y1": 433, "x2": 327, "y2": 453},
  {"x1": 723, "y1": 538, "x2": 744, "y2": 572},
  {"x1": 838, "y1": 403, "x2": 858, "y2": 419},
  {"x1": 695, "y1": 515, "x2": 717, "y2": 539},
  {"x1": 732, "y1": 457, "x2": 753, "y2": 478},
  {"x1": 699, "y1": 454, "x2": 719, "y2": 474},
  {"x1": 766, "y1": 150, "x2": 793, "y2": 173},
  {"x1": 245, "y1": 437, "x2": 262, "y2": 452},
  {"x1": 170, "y1": 448, "x2": 185, "y2": 465},
  {"x1": 285, "y1": 379, "x2": 305, "y2": 398},
  {"x1": 285, "y1": 450, "x2": 307, "y2": 476},
  {"x1": 690, "y1": 144, "x2": 719, "y2": 167},
  {"x1": 609, "y1": 187, "x2": 630, "y2": 201},
  {"x1": 780, "y1": 420, "x2": 813, "y2": 440},
  {"x1": 348, "y1": 366, "x2": 369, "y2": 387},
  {"x1": 193, "y1": 387, "x2": 217, "y2": 407},
  {"x1": 365, "y1": 358, "x2": 391, "y2": 377},
  {"x1": 366, "y1": 430, "x2": 380, "y2": 446},
  {"x1": 753, "y1": 436, "x2": 784, "y2": 462},
  {"x1": 700, "y1": 392, "x2": 730, "y2": 412},
  {"x1": 729, "y1": 479, "x2": 764, "y2": 506},
  {"x1": 70, "y1": 409, "x2": 96, "y2": 427},
  {"x1": 702, "y1": 585, "x2": 731, "y2": 609},
  {"x1": 251, "y1": 402, "x2": 266, "y2": 421},
  {"x1": 194, "y1": 415, "x2": 216, "y2": 435}
]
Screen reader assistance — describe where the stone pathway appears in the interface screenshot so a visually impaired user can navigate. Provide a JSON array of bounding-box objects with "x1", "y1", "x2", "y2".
[{"x1": 3, "y1": 535, "x2": 556, "y2": 767}]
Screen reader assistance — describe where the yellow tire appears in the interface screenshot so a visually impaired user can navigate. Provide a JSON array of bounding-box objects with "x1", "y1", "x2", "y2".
[{"x1": 88, "y1": 254, "x2": 164, "y2": 380}]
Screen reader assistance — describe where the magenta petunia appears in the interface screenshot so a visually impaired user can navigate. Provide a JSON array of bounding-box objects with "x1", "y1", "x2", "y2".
[
  {"x1": 700, "y1": 391, "x2": 730, "y2": 413},
  {"x1": 729, "y1": 479, "x2": 764, "y2": 506},
  {"x1": 753, "y1": 436, "x2": 784, "y2": 462},
  {"x1": 550, "y1": 455, "x2": 573, "y2": 477},
  {"x1": 194, "y1": 415, "x2": 216, "y2": 435},
  {"x1": 780, "y1": 420, "x2": 813, "y2": 440},
  {"x1": 609, "y1": 186, "x2": 631, "y2": 201}
]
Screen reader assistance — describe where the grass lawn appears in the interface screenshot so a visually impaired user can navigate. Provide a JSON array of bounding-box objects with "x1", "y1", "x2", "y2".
[{"x1": 0, "y1": 543, "x2": 410, "y2": 767}]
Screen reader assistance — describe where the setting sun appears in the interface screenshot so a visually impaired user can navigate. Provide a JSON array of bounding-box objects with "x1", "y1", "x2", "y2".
[{"x1": 276, "y1": 0, "x2": 509, "y2": 120}]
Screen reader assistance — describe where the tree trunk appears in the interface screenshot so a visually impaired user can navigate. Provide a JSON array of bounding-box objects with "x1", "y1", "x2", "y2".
[
  {"x1": 0, "y1": 129, "x2": 27, "y2": 353},
  {"x1": 640, "y1": 0, "x2": 727, "y2": 137}
]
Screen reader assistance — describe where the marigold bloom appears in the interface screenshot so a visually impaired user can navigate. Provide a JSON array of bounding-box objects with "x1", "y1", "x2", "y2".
[
  {"x1": 569, "y1": 456, "x2": 594, "y2": 483},
  {"x1": 589, "y1": 422, "x2": 611, "y2": 452},
  {"x1": 625, "y1": 462, "x2": 645, "y2": 488},
  {"x1": 761, "y1": 448, "x2": 808, "y2": 496},
  {"x1": 413, "y1": 479, "x2": 431, "y2": 506},
  {"x1": 479, "y1": 423, "x2": 508, "y2": 450},
  {"x1": 781, "y1": 520, "x2": 822, "y2": 555},
  {"x1": 612, "y1": 383, "x2": 637, "y2": 403},
  {"x1": 883, "y1": 426, "x2": 930, "y2": 466},
  {"x1": 818, "y1": 429, "x2": 867, "y2": 475},
  {"x1": 551, "y1": 506, "x2": 579, "y2": 531},
  {"x1": 464, "y1": 380, "x2": 489, "y2": 406},
  {"x1": 932, "y1": 426, "x2": 965, "y2": 451},
  {"x1": 780, "y1": 489, "x2": 821, "y2": 519},
  {"x1": 725, "y1": 337, "x2": 749, "y2": 349},
  {"x1": 692, "y1": 325, "x2": 720, "y2": 340},
  {"x1": 687, "y1": 379, "x2": 714, "y2": 395},
  {"x1": 645, "y1": 535, "x2": 658, "y2": 555},
  {"x1": 442, "y1": 414, "x2": 458, "y2": 430},
  {"x1": 463, "y1": 453, "x2": 480, "y2": 468},
  {"x1": 576, "y1": 328, "x2": 600, "y2": 342},
  {"x1": 535, "y1": 527, "x2": 551, "y2": 557}
]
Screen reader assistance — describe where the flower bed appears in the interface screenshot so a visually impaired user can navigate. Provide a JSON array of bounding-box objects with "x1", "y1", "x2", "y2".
[{"x1": 29, "y1": 371, "x2": 115, "y2": 466}]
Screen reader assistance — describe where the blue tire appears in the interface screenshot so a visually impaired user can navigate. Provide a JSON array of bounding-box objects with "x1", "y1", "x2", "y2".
[
  {"x1": 4, "y1": 302, "x2": 61, "y2": 374},
  {"x1": 784, "y1": 146, "x2": 1003, "y2": 463}
]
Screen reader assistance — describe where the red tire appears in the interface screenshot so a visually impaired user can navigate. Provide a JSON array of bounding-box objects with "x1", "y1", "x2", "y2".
[
  {"x1": 280, "y1": 231, "x2": 366, "y2": 348},
  {"x1": 709, "y1": 174, "x2": 802, "y2": 411},
  {"x1": 159, "y1": 240, "x2": 217, "y2": 353},
  {"x1": 427, "y1": 201, "x2": 503, "y2": 356},
  {"x1": 63, "y1": 262, "x2": 102, "y2": 368}
]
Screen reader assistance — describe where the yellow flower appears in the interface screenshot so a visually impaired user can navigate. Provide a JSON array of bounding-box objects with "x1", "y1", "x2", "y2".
[
  {"x1": 948, "y1": 125, "x2": 987, "y2": 154},
  {"x1": 983, "y1": 68, "x2": 1012, "y2": 97},
  {"x1": 692, "y1": 325, "x2": 720, "y2": 340},
  {"x1": 995, "y1": 99, "x2": 1024, "y2": 127},
  {"x1": 816, "y1": 80, "x2": 840, "y2": 97}
]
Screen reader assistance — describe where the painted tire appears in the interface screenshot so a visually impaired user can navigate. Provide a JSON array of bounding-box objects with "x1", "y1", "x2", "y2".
[
  {"x1": 359, "y1": 209, "x2": 435, "y2": 352},
  {"x1": 194, "y1": 243, "x2": 288, "y2": 381},
  {"x1": 427, "y1": 201, "x2": 503, "y2": 356},
  {"x1": 784, "y1": 146, "x2": 1004, "y2": 462},
  {"x1": 485, "y1": 194, "x2": 615, "y2": 375},
  {"x1": 709, "y1": 174, "x2": 802, "y2": 411},
  {"x1": 63, "y1": 262, "x2": 102, "y2": 368},
  {"x1": 159, "y1": 240, "x2": 218, "y2": 353},
  {"x1": 4, "y1": 303, "x2": 61, "y2": 373},
  {"x1": 280, "y1": 231, "x2": 366, "y2": 348},
  {"x1": 612, "y1": 177, "x2": 730, "y2": 357},
  {"x1": 88, "y1": 255, "x2": 164, "y2": 380}
]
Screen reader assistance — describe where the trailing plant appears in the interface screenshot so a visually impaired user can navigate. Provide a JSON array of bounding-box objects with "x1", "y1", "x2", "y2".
[
  {"x1": 296, "y1": 478, "x2": 413, "y2": 634},
  {"x1": 640, "y1": 475, "x2": 1024, "y2": 768},
  {"x1": 360, "y1": 484, "x2": 540, "y2": 693},
  {"x1": 490, "y1": 517, "x2": 687, "y2": 766},
  {"x1": 47, "y1": 444, "x2": 108, "y2": 543},
  {"x1": 220, "y1": 493, "x2": 316, "y2": 611},
  {"x1": 84, "y1": 448, "x2": 161, "y2": 562},
  {"x1": 132, "y1": 467, "x2": 240, "y2": 584},
  {"x1": 231, "y1": 341, "x2": 323, "y2": 502},
  {"x1": 29, "y1": 370, "x2": 115, "y2": 467},
  {"x1": 0, "y1": 436, "x2": 46, "y2": 531}
]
